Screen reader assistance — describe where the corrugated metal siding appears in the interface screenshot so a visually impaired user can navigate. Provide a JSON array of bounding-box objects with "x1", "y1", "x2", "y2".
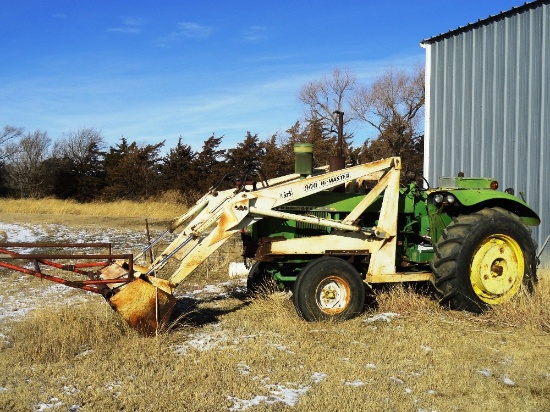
[{"x1": 424, "y1": 1, "x2": 550, "y2": 267}]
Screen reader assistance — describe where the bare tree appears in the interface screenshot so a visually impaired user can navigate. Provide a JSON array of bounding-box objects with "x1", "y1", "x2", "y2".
[
  {"x1": 4, "y1": 130, "x2": 51, "y2": 198},
  {"x1": 298, "y1": 68, "x2": 357, "y2": 138},
  {"x1": 350, "y1": 66, "x2": 425, "y2": 171},
  {"x1": 55, "y1": 127, "x2": 105, "y2": 162},
  {"x1": 47, "y1": 128, "x2": 106, "y2": 200},
  {"x1": 0, "y1": 126, "x2": 24, "y2": 163}
]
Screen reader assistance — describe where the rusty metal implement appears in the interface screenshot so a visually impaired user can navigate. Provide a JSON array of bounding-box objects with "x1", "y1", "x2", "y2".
[{"x1": 0, "y1": 242, "x2": 175, "y2": 336}]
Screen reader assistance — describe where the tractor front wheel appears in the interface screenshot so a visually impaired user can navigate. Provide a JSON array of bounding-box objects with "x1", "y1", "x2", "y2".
[
  {"x1": 293, "y1": 256, "x2": 366, "y2": 321},
  {"x1": 432, "y1": 207, "x2": 537, "y2": 313}
]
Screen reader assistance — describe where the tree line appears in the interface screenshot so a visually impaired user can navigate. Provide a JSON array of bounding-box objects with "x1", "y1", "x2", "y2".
[{"x1": 0, "y1": 67, "x2": 425, "y2": 204}]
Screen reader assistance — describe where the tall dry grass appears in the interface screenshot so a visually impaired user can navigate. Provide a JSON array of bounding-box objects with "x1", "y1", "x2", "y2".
[
  {"x1": 0, "y1": 192, "x2": 189, "y2": 222},
  {"x1": 1, "y1": 275, "x2": 549, "y2": 411}
]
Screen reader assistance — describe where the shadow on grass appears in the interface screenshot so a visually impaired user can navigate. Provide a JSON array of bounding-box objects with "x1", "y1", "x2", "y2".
[{"x1": 168, "y1": 285, "x2": 251, "y2": 328}]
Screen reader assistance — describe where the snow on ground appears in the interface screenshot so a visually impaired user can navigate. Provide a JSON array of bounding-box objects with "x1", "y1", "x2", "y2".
[
  {"x1": 0, "y1": 222, "x2": 150, "y2": 252},
  {"x1": 227, "y1": 372, "x2": 328, "y2": 411},
  {"x1": 0, "y1": 222, "x2": 154, "y2": 324},
  {"x1": 0, "y1": 220, "x2": 412, "y2": 411}
]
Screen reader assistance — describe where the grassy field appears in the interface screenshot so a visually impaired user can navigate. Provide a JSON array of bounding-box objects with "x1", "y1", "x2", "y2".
[
  {"x1": 0, "y1": 196, "x2": 186, "y2": 228},
  {"x1": 0, "y1": 199, "x2": 549, "y2": 411}
]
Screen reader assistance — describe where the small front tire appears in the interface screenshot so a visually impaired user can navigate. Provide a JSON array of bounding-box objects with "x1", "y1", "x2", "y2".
[{"x1": 293, "y1": 257, "x2": 366, "y2": 321}]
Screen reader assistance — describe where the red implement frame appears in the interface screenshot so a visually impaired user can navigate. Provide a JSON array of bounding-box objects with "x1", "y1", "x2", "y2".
[{"x1": 0, "y1": 242, "x2": 134, "y2": 297}]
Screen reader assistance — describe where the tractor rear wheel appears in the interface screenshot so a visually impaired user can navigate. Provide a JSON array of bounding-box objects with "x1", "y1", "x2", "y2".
[
  {"x1": 293, "y1": 256, "x2": 366, "y2": 321},
  {"x1": 431, "y1": 207, "x2": 537, "y2": 313}
]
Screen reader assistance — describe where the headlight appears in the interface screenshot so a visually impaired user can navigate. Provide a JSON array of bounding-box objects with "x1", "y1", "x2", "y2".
[
  {"x1": 444, "y1": 194, "x2": 456, "y2": 204},
  {"x1": 433, "y1": 193, "x2": 456, "y2": 205}
]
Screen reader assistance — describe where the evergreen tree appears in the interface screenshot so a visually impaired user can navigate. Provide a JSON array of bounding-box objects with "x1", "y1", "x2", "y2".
[
  {"x1": 160, "y1": 136, "x2": 195, "y2": 195},
  {"x1": 260, "y1": 133, "x2": 294, "y2": 179},
  {"x1": 102, "y1": 138, "x2": 164, "y2": 200},
  {"x1": 190, "y1": 134, "x2": 226, "y2": 192}
]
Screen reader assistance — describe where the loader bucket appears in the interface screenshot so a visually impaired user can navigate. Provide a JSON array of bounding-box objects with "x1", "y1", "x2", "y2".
[{"x1": 109, "y1": 276, "x2": 176, "y2": 336}]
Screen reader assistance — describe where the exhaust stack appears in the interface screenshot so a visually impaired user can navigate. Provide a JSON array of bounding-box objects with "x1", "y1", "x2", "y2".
[{"x1": 329, "y1": 110, "x2": 345, "y2": 172}]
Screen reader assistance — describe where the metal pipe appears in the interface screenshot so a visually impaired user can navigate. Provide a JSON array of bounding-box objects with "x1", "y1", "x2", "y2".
[
  {"x1": 146, "y1": 235, "x2": 195, "y2": 275},
  {"x1": 248, "y1": 206, "x2": 361, "y2": 232},
  {"x1": 134, "y1": 229, "x2": 170, "y2": 261},
  {"x1": 334, "y1": 110, "x2": 344, "y2": 158}
]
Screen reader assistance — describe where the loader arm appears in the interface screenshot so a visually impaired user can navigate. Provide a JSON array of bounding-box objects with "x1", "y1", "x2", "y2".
[{"x1": 158, "y1": 157, "x2": 402, "y2": 287}]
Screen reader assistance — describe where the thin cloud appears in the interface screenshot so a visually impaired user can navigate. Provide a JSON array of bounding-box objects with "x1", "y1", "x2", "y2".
[
  {"x1": 155, "y1": 22, "x2": 213, "y2": 47},
  {"x1": 241, "y1": 25, "x2": 268, "y2": 42},
  {"x1": 176, "y1": 22, "x2": 213, "y2": 39},
  {"x1": 107, "y1": 17, "x2": 144, "y2": 34}
]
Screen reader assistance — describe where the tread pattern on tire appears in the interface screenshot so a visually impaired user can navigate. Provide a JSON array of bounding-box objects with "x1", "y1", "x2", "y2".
[{"x1": 431, "y1": 207, "x2": 537, "y2": 313}]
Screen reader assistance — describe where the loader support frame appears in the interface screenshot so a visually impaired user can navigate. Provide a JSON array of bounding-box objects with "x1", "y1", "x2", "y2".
[{"x1": 0, "y1": 242, "x2": 134, "y2": 297}]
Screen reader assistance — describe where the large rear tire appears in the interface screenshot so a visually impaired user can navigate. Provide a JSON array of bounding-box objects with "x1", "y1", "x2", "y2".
[
  {"x1": 432, "y1": 207, "x2": 537, "y2": 313},
  {"x1": 293, "y1": 256, "x2": 366, "y2": 321}
]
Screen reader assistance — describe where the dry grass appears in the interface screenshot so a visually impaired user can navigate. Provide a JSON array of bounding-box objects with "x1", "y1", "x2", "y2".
[
  {"x1": 483, "y1": 275, "x2": 550, "y2": 332},
  {"x1": 0, "y1": 208, "x2": 549, "y2": 411},
  {"x1": 1, "y1": 274, "x2": 548, "y2": 411},
  {"x1": 0, "y1": 195, "x2": 187, "y2": 222}
]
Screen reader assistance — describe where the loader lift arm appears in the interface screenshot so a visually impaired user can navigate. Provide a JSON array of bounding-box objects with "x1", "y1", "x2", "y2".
[{"x1": 150, "y1": 156, "x2": 402, "y2": 289}]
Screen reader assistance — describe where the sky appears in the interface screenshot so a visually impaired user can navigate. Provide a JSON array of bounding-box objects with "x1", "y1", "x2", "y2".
[{"x1": 0, "y1": 0, "x2": 525, "y2": 153}]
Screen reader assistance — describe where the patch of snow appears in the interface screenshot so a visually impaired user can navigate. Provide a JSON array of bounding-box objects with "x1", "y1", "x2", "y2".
[
  {"x1": 311, "y1": 372, "x2": 328, "y2": 383},
  {"x1": 62, "y1": 385, "x2": 80, "y2": 395},
  {"x1": 343, "y1": 380, "x2": 366, "y2": 387},
  {"x1": 365, "y1": 363, "x2": 377, "y2": 369},
  {"x1": 179, "y1": 279, "x2": 246, "y2": 299},
  {"x1": 237, "y1": 362, "x2": 251, "y2": 375},
  {"x1": 500, "y1": 356, "x2": 513, "y2": 365},
  {"x1": 34, "y1": 397, "x2": 63, "y2": 411},
  {"x1": 105, "y1": 380, "x2": 122, "y2": 397},
  {"x1": 174, "y1": 330, "x2": 239, "y2": 354},
  {"x1": 478, "y1": 369, "x2": 493, "y2": 377},
  {"x1": 501, "y1": 376, "x2": 515, "y2": 386},
  {"x1": 0, "y1": 278, "x2": 94, "y2": 323},
  {"x1": 75, "y1": 348, "x2": 94, "y2": 358},
  {"x1": 0, "y1": 223, "x2": 47, "y2": 247},
  {"x1": 270, "y1": 343, "x2": 295, "y2": 354},
  {"x1": 420, "y1": 345, "x2": 432, "y2": 353},
  {"x1": 227, "y1": 372, "x2": 327, "y2": 410},
  {"x1": 364, "y1": 312, "x2": 400, "y2": 323},
  {"x1": 390, "y1": 376, "x2": 405, "y2": 384}
]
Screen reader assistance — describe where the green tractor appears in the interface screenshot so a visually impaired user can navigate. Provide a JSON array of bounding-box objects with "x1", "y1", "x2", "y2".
[{"x1": 241, "y1": 152, "x2": 539, "y2": 321}]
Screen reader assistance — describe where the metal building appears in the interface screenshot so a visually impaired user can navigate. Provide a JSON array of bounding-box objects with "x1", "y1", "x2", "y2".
[{"x1": 421, "y1": 0, "x2": 550, "y2": 267}]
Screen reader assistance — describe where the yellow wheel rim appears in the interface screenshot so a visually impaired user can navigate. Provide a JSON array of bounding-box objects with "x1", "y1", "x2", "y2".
[
  {"x1": 470, "y1": 234, "x2": 524, "y2": 304},
  {"x1": 316, "y1": 276, "x2": 351, "y2": 315}
]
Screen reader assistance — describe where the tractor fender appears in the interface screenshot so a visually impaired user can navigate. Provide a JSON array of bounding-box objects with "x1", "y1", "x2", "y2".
[{"x1": 434, "y1": 189, "x2": 541, "y2": 226}]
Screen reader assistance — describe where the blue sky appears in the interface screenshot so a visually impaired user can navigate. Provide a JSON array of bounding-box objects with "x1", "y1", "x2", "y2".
[{"x1": 0, "y1": 0, "x2": 523, "y2": 152}]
